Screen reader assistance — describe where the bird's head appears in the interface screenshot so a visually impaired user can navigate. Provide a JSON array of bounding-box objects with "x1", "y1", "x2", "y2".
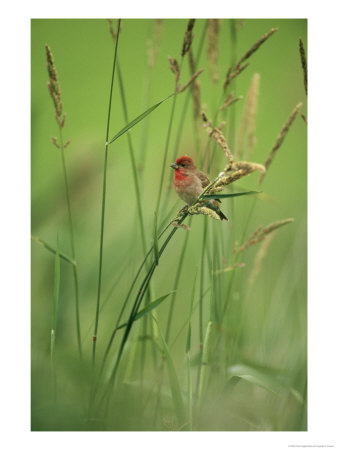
[{"x1": 170, "y1": 156, "x2": 196, "y2": 175}]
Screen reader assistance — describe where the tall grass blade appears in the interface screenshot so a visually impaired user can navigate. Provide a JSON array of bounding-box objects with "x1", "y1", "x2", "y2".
[
  {"x1": 116, "y1": 291, "x2": 174, "y2": 330},
  {"x1": 31, "y1": 235, "x2": 76, "y2": 266},
  {"x1": 202, "y1": 190, "x2": 261, "y2": 199},
  {"x1": 92, "y1": 18, "x2": 121, "y2": 367},
  {"x1": 197, "y1": 321, "x2": 213, "y2": 405},
  {"x1": 185, "y1": 273, "x2": 197, "y2": 430},
  {"x1": 108, "y1": 94, "x2": 174, "y2": 145},
  {"x1": 50, "y1": 235, "x2": 60, "y2": 402},
  {"x1": 153, "y1": 211, "x2": 159, "y2": 265},
  {"x1": 153, "y1": 316, "x2": 186, "y2": 427}
]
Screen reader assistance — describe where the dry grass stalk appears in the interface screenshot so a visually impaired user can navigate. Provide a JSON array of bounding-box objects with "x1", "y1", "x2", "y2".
[
  {"x1": 168, "y1": 56, "x2": 181, "y2": 83},
  {"x1": 300, "y1": 112, "x2": 308, "y2": 125},
  {"x1": 172, "y1": 222, "x2": 191, "y2": 231},
  {"x1": 178, "y1": 68, "x2": 204, "y2": 93},
  {"x1": 147, "y1": 19, "x2": 163, "y2": 68},
  {"x1": 223, "y1": 28, "x2": 277, "y2": 92},
  {"x1": 212, "y1": 161, "x2": 265, "y2": 193},
  {"x1": 155, "y1": 19, "x2": 163, "y2": 42},
  {"x1": 201, "y1": 112, "x2": 234, "y2": 166},
  {"x1": 235, "y1": 28, "x2": 278, "y2": 70},
  {"x1": 188, "y1": 48, "x2": 201, "y2": 118},
  {"x1": 45, "y1": 45, "x2": 63, "y2": 125},
  {"x1": 214, "y1": 263, "x2": 245, "y2": 275},
  {"x1": 236, "y1": 19, "x2": 245, "y2": 31},
  {"x1": 247, "y1": 73, "x2": 260, "y2": 159},
  {"x1": 236, "y1": 73, "x2": 260, "y2": 159},
  {"x1": 223, "y1": 62, "x2": 249, "y2": 92},
  {"x1": 236, "y1": 218, "x2": 294, "y2": 253},
  {"x1": 220, "y1": 92, "x2": 243, "y2": 112},
  {"x1": 181, "y1": 19, "x2": 196, "y2": 57},
  {"x1": 298, "y1": 37, "x2": 307, "y2": 96},
  {"x1": 259, "y1": 102, "x2": 302, "y2": 185},
  {"x1": 45, "y1": 44, "x2": 70, "y2": 149},
  {"x1": 207, "y1": 19, "x2": 221, "y2": 83},
  {"x1": 189, "y1": 206, "x2": 222, "y2": 221},
  {"x1": 107, "y1": 19, "x2": 122, "y2": 41},
  {"x1": 248, "y1": 233, "x2": 275, "y2": 285}
]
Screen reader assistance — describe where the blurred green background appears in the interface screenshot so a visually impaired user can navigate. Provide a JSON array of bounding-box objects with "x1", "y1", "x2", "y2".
[{"x1": 31, "y1": 19, "x2": 307, "y2": 431}]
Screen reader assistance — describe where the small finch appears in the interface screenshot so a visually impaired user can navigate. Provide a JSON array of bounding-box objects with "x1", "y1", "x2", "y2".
[{"x1": 170, "y1": 155, "x2": 228, "y2": 221}]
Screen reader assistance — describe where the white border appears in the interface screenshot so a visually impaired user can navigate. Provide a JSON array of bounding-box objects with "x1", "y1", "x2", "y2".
[{"x1": 1, "y1": 0, "x2": 337, "y2": 448}]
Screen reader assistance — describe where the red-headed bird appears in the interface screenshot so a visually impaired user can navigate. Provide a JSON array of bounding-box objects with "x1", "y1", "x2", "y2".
[{"x1": 170, "y1": 155, "x2": 228, "y2": 221}]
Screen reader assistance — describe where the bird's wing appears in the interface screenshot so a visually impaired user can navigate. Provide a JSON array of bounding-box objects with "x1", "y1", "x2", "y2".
[
  {"x1": 196, "y1": 169, "x2": 222, "y2": 203},
  {"x1": 196, "y1": 170, "x2": 210, "y2": 188}
]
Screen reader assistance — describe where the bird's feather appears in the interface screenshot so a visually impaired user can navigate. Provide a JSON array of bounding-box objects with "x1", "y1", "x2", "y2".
[{"x1": 196, "y1": 170, "x2": 210, "y2": 188}]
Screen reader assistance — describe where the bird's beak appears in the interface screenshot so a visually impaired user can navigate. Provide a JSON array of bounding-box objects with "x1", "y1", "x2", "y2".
[{"x1": 170, "y1": 162, "x2": 179, "y2": 170}]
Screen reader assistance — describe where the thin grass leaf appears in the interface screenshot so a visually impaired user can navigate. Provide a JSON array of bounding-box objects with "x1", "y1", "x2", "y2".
[
  {"x1": 153, "y1": 211, "x2": 159, "y2": 265},
  {"x1": 116, "y1": 291, "x2": 174, "y2": 330},
  {"x1": 51, "y1": 236, "x2": 60, "y2": 403},
  {"x1": 31, "y1": 235, "x2": 76, "y2": 266},
  {"x1": 202, "y1": 190, "x2": 261, "y2": 199},
  {"x1": 153, "y1": 316, "x2": 186, "y2": 427},
  {"x1": 51, "y1": 236, "x2": 61, "y2": 339},
  {"x1": 186, "y1": 352, "x2": 192, "y2": 430},
  {"x1": 186, "y1": 272, "x2": 197, "y2": 353},
  {"x1": 198, "y1": 321, "x2": 213, "y2": 405},
  {"x1": 108, "y1": 94, "x2": 174, "y2": 145}
]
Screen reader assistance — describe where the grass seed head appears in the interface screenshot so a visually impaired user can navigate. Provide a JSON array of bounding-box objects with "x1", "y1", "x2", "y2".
[
  {"x1": 259, "y1": 102, "x2": 302, "y2": 185},
  {"x1": 178, "y1": 68, "x2": 204, "y2": 93},
  {"x1": 298, "y1": 37, "x2": 307, "y2": 96},
  {"x1": 201, "y1": 112, "x2": 234, "y2": 166},
  {"x1": 235, "y1": 28, "x2": 278, "y2": 70},
  {"x1": 236, "y1": 218, "x2": 294, "y2": 253},
  {"x1": 249, "y1": 233, "x2": 275, "y2": 285},
  {"x1": 168, "y1": 56, "x2": 181, "y2": 83},
  {"x1": 181, "y1": 19, "x2": 196, "y2": 57},
  {"x1": 45, "y1": 44, "x2": 66, "y2": 128},
  {"x1": 189, "y1": 205, "x2": 222, "y2": 221}
]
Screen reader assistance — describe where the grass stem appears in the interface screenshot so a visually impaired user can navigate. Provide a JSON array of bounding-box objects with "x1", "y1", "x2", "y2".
[{"x1": 92, "y1": 19, "x2": 121, "y2": 367}]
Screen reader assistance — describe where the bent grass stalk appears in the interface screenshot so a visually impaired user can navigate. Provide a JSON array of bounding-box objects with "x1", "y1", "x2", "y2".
[{"x1": 96, "y1": 222, "x2": 172, "y2": 385}]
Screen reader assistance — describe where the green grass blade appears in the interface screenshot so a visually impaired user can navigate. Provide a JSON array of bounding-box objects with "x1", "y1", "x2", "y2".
[
  {"x1": 31, "y1": 235, "x2": 76, "y2": 266},
  {"x1": 198, "y1": 321, "x2": 213, "y2": 405},
  {"x1": 116, "y1": 291, "x2": 174, "y2": 330},
  {"x1": 153, "y1": 316, "x2": 186, "y2": 428},
  {"x1": 227, "y1": 364, "x2": 303, "y2": 403},
  {"x1": 153, "y1": 211, "x2": 159, "y2": 265},
  {"x1": 185, "y1": 272, "x2": 197, "y2": 353},
  {"x1": 51, "y1": 236, "x2": 61, "y2": 337},
  {"x1": 202, "y1": 191, "x2": 261, "y2": 199},
  {"x1": 185, "y1": 272, "x2": 197, "y2": 430},
  {"x1": 186, "y1": 352, "x2": 192, "y2": 430},
  {"x1": 51, "y1": 235, "x2": 60, "y2": 402},
  {"x1": 108, "y1": 93, "x2": 174, "y2": 145}
]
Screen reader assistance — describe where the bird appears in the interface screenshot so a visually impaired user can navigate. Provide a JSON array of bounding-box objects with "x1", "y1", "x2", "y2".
[{"x1": 170, "y1": 155, "x2": 228, "y2": 221}]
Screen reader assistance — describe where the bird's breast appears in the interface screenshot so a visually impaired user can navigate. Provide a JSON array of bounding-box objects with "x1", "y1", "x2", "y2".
[{"x1": 174, "y1": 173, "x2": 203, "y2": 205}]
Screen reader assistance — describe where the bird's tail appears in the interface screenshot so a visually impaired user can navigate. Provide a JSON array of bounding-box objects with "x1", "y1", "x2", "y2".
[
  {"x1": 211, "y1": 200, "x2": 228, "y2": 221},
  {"x1": 218, "y1": 209, "x2": 228, "y2": 221}
]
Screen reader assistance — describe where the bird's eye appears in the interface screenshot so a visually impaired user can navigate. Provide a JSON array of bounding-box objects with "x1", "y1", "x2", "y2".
[{"x1": 181, "y1": 163, "x2": 185, "y2": 167}]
